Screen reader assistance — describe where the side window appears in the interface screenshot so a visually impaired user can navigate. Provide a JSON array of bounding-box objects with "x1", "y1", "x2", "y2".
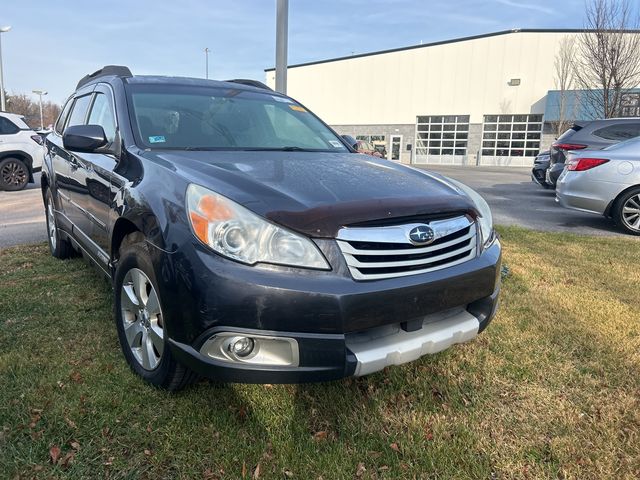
[
  {"x1": 54, "y1": 99, "x2": 73, "y2": 135},
  {"x1": 87, "y1": 93, "x2": 117, "y2": 143},
  {"x1": 593, "y1": 123, "x2": 640, "y2": 141},
  {"x1": 0, "y1": 117, "x2": 20, "y2": 135},
  {"x1": 66, "y1": 94, "x2": 93, "y2": 129}
]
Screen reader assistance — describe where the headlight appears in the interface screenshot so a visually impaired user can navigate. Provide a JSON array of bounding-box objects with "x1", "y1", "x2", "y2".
[
  {"x1": 186, "y1": 184, "x2": 329, "y2": 270},
  {"x1": 447, "y1": 179, "x2": 495, "y2": 247}
]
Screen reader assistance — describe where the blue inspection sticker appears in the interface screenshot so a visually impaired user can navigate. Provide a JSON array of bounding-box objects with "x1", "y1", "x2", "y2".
[{"x1": 148, "y1": 135, "x2": 166, "y2": 144}]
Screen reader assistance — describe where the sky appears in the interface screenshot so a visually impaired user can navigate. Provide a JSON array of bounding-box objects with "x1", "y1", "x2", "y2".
[{"x1": 1, "y1": 0, "x2": 589, "y2": 104}]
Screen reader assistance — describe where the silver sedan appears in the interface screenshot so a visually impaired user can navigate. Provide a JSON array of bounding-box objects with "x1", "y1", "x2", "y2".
[{"x1": 556, "y1": 137, "x2": 640, "y2": 235}]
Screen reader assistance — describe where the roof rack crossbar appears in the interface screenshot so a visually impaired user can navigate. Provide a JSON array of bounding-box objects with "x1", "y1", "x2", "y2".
[
  {"x1": 76, "y1": 65, "x2": 132, "y2": 90},
  {"x1": 225, "y1": 79, "x2": 272, "y2": 91}
]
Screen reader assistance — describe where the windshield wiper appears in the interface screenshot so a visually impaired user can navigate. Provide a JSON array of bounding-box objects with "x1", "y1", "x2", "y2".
[{"x1": 238, "y1": 146, "x2": 320, "y2": 152}]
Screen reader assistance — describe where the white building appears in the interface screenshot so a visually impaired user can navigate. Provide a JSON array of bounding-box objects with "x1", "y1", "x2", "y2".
[{"x1": 265, "y1": 29, "x2": 587, "y2": 166}]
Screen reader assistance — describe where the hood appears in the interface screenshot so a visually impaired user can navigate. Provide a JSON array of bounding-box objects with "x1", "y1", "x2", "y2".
[{"x1": 142, "y1": 150, "x2": 476, "y2": 237}]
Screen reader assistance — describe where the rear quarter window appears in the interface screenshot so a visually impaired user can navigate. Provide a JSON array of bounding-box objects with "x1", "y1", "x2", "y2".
[
  {"x1": 592, "y1": 123, "x2": 640, "y2": 141},
  {"x1": 0, "y1": 116, "x2": 20, "y2": 135}
]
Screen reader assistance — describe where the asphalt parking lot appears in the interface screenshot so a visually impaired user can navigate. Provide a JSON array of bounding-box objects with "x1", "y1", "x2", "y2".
[
  {"x1": 0, "y1": 166, "x2": 627, "y2": 249},
  {"x1": 418, "y1": 165, "x2": 626, "y2": 237},
  {"x1": 0, "y1": 173, "x2": 46, "y2": 248}
]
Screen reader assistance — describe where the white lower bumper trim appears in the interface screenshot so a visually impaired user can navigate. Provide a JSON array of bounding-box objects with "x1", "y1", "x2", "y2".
[{"x1": 346, "y1": 309, "x2": 479, "y2": 376}]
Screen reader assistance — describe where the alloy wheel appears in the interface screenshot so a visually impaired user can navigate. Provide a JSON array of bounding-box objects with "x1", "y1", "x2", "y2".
[
  {"x1": 1, "y1": 160, "x2": 27, "y2": 188},
  {"x1": 622, "y1": 194, "x2": 640, "y2": 232},
  {"x1": 120, "y1": 268, "x2": 164, "y2": 370}
]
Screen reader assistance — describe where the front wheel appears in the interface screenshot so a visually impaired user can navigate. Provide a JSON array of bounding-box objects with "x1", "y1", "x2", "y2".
[
  {"x1": 44, "y1": 189, "x2": 73, "y2": 259},
  {"x1": 0, "y1": 157, "x2": 29, "y2": 191},
  {"x1": 614, "y1": 188, "x2": 640, "y2": 235},
  {"x1": 114, "y1": 236, "x2": 197, "y2": 390}
]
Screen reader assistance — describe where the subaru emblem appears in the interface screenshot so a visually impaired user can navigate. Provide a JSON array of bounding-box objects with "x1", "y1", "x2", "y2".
[{"x1": 408, "y1": 225, "x2": 435, "y2": 245}]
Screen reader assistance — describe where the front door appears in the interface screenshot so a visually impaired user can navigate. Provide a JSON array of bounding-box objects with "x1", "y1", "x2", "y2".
[
  {"x1": 52, "y1": 92, "x2": 94, "y2": 232},
  {"x1": 390, "y1": 135, "x2": 402, "y2": 161},
  {"x1": 80, "y1": 87, "x2": 119, "y2": 253}
]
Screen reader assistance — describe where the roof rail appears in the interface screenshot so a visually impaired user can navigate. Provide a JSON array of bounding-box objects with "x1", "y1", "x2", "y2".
[
  {"x1": 76, "y1": 65, "x2": 132, "y2": 90},
  {"x1": 225, "y1": 79, "x2": 272, "y2": 91}
]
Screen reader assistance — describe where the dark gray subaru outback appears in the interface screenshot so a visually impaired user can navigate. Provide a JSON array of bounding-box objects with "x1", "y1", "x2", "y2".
[{"x1": 42, "y1": 66, "x2": 501, "y2": 390}]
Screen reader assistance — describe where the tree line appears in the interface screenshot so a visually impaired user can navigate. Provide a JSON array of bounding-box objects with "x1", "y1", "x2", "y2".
[
  {"x1": 4, "y1": 93, "x2": 61, "y2": 130},
  {"x1": 552, "y1": 0, "x2": 640, "y2": 136}
]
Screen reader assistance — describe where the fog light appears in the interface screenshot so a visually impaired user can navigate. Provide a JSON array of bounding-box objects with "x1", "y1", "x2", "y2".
[
  {"x1": 200, "y1": 332, "x2": 299, "y2": 366},
  {"x1": 229, "y1": 336, "x2": 254, "y2": 358}
]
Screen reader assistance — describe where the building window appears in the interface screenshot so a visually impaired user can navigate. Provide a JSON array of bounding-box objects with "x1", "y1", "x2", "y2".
[
  {"x1": 356, "y1": 135, "x2": 386, "y2": 143},
  {"x1": 415, "y1": 115, "x2": 469, "y2": 156},
  {"x1": 620, "y1": 93, "x2": 640, "y2": 117},
  {"x1": 481, "y1": 114, "x2": 542, "y2": 157}
]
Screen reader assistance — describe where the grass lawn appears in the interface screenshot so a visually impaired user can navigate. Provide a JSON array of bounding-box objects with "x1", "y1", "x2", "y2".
[{"x1": 1, "y1": 226, "x2": 639, "y2": 479}]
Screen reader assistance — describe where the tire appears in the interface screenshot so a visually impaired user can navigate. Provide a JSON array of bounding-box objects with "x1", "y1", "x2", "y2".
[
  {"x1": 613, "y1": 187, "x2": 640, "y2": 236},
  {"x1": 114, "y1": 235, "x2": 197, "y2": 390},
  {"x1": 44, "y1": 189, "x2": 73, "y2": 259},
  {"x1": 0, "y1": 157, "x2": 29, "y2": 191}
]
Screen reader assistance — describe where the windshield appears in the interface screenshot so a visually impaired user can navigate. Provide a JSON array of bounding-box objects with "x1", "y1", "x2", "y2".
[{"x1": 127, "y1": 84, "x2": 347, "y2": 152}]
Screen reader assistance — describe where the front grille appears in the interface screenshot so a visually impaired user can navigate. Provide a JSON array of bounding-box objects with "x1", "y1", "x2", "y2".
[{"x1": 336, "y1": 215, "x2": 477, "y2": 280}]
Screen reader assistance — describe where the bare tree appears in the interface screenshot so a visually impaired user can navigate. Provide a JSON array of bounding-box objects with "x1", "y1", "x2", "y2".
[
  {"x1": 551, "y1": 37, "x2": 577, "y2": 136},
  {"x1": 5, "y1": 93, "x2": 61, "y2": 129},
  {"x1": 572, "y1": 0, "x2": 640, "y2": 118}
]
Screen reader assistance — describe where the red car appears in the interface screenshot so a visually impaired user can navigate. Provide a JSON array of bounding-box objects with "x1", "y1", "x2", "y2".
[{"x1": 356, "y1": 140, "x2": 382, "y2": 157}]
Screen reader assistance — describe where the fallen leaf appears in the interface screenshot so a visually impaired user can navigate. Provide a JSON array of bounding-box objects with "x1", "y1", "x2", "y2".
[
  {"x1": 49, "y1": 445, "x2": 61, "y2": 464},
  {"x1": 29, "y1": 411, "x2": 42, "y2": 429},
  {"x1": 283, "y1": 469, "x2": 294, "y2": 477},
  {"x1": 253, "y1": 462, "x2": 261, "y2": 479},
  {"x1": 60, "y1": 451, "x2": 75, "y2": 468},
  {"x1": 356, "y1": 462, "x2": 366, "y2": 477},
  {"x1": 65, "y1": 417, "x2": 78, "y2": 429},
  {"x1": 144, "y1": 449, "x2": 152, "y2": 456},
  {"x1": 241, "y1": 461, "x2": 247, "y2": 478},
  {"x1": 69, "y1": 371, "x2": 83, "y2": 384},
  {"x1": 390, "y1": 442, "x2": 400, "y2": 452},
  {"x1": 104, "y1": 456, "x2": 114, "y2": 466},
  {"x1": 70, "y1": 441, "x2": 80, "y2": 451},
  {"x1": 313, "y1": 431, "x2": 328, "y2": 441}
]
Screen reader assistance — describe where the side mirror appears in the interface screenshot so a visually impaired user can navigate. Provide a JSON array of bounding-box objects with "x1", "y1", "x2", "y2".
[{"x1": 63, "y1": 124, "x2": 108, "y2": 153}]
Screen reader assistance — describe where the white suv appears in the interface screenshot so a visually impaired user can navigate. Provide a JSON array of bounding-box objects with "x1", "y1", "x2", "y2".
[{"x1": 0, "y1": 112, "x2": 45, "y2": 191}]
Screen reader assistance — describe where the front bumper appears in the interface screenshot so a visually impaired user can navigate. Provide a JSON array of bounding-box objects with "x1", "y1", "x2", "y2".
[
  {"x1": 547, "y1": 163, "x2": 564, "y2": 187},
  {"x1": 157, "y1": 238, "x2": 501, "y2": 383}
]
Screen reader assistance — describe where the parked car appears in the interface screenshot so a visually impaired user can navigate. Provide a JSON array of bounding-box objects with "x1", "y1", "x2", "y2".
[
  {"x1": 372, "y1": 142, "x2": 387, "y2": 158},
  {"x1": 0, "y1": 112, "x2": 45, "y2": 191},
  {"x1": 340, "y1": 135, "x2": 383, "y2": 158},
  {"x1": 547, "y1": 118, "x2": 640, "y2": 188},
  {"x1": 43, "y1": 66, "x2": 501, "y2": 390},
  {"x1": 531, "y1": 150, "x2": 550, "y2": 188},
  {"x1": 556, "y1": 136, "x2": 640, "y2": 235}
]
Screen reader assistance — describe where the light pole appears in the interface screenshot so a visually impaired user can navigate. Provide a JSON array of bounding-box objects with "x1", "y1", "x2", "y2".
[
  {"x1": 275, "y1": 0, "x2": 288, "y2": 94},
  {"x1": 0, "y1": 26, "x2": 11, "y2": 111},
  {"x1": 204, "y1": 47, "x2": 210, "y2": 79},
  {"x1": 32, "y1": 89, "x2": 47, "y2": 130}
]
